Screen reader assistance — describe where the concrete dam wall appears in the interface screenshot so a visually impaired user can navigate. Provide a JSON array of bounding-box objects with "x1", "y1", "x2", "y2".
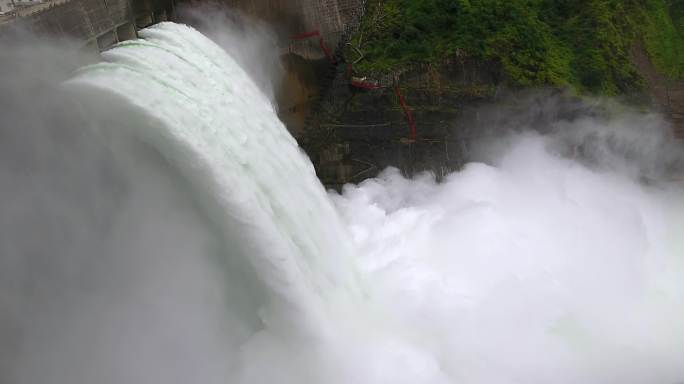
[
  {"x1": 221, "y1": 0, "x2": 362, "y2": 59},
  {"x1": 0, "y1": 0, "x2": 367, "y2": 187},
  {"x1": 0, "y1": 0, "x2": 177, "y2": 51},
  {"x1": 0, "y1": 0, "x2": 364, "y2": 57}
]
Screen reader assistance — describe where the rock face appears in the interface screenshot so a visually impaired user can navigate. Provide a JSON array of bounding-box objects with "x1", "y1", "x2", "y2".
[
  {"x1": 301, "y1": 44, "x2": 684, "y2": 189},
  {"x1": 301, "y1": 56, "x2": 506, "y2": 188},
  {"x1": 292, "y1": 0, "x2": 684, "y2": 189},
  {"x1": 631, "y1": 44, "x2": 684, "y2": 136}
]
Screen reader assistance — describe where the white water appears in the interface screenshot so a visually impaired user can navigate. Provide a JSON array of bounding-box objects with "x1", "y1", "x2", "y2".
[
  {"x1": 68, "y1": 22, "x2": 362, "y2": 325},
  {"x1": 333, "y1": 138, "x2": 684, "y2": 383},
  {"x1": 9, "y1": 22, "x2": 684, "y2": 383}
]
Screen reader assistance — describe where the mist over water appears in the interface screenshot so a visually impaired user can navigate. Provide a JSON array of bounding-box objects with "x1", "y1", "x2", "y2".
[
  {"x1": 0, "y1": 19, "x2": 683, "y2": 384},
  {"x1": 333, "y1": 126, "x2": 684, "y2": 383}
]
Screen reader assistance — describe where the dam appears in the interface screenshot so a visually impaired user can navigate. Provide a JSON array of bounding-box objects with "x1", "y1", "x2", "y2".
[
  {"x1": 1, "y1": 3, "x2": 684, "y2": 384},
  {"x1": 0, "y1": 0, "x2": 368, "y2": 187},
  {"x1": 0, "y1": 0, "x2": 363, "y2": 54}
]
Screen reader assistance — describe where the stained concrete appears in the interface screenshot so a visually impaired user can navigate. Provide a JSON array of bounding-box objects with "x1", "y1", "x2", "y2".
[
  {"x1": 219, "y1": 0, "x2": 363, "y2": 60},
  {"x1": 0, "y1": 0, "x2": 177, "y2": 51}
]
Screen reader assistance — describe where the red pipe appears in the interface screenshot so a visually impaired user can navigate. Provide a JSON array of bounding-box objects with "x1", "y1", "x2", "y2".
[
  {"x1": 318, "y1": 37, "x2": 336, "y2": 63},
  {"x1": 395, "y1": 87, "x2": 417, "y2": 141},
  {"x1": 290, "y1": 30, "x2": 320, "y2": 40},
  {"x1": 351, "y1": 79, "x2": 380, "y2": 89}
]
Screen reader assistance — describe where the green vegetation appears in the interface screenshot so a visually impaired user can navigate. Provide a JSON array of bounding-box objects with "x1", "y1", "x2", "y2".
[
  {"x1": 640, "y1": 0, "x2": 684, "y2": 79},
  {"x1": 674, "y1": 0, "x2": 684, "y2": 34},
  {"x1": 668, "y1": 1, "x2": 684, "y2": 63},
  {"x1": 348, "y1": 0, "x2": 684, "y2": 95}
]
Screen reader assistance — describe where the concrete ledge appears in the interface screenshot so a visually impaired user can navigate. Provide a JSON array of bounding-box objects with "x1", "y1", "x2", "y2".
[
  {"x1": 96, "y1": 30, "x2": 117, "y2": 50},
  {"x1": 116, "y1": 22, "x2": 136, "y2": 41},
  {"x1": 135, "y1": 13, "x2": 154, "y2": 29}
]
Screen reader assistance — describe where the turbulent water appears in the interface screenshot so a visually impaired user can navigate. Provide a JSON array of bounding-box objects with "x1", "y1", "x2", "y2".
[
  {"x1": 3, "y1": 22, "x2": 684, "y2": 384},
  {"x1": 67, "y1": 21, "x2": 360, "y2": 329},
  {"x1": 63, "y1": 22, "x2": 366, "y2": 383}
]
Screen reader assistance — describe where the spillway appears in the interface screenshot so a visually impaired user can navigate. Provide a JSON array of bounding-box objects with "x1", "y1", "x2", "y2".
[{"x1": 2, "y1": 21, "x2": 684, "y2": 384}]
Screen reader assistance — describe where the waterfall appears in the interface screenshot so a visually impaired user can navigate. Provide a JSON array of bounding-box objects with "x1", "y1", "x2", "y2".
[
  {"x1": 66, "y1": 22, "x2": 361, "y2": 336},
  {"x1": 57, "y1": 22, "x2": 377, "y2": 384},
  {"x1": 3, "y1": 21, "x2": 684, "y2": 384}
]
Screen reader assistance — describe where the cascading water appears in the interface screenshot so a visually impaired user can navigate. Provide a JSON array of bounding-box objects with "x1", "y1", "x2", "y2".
[
  {"x1": 3, "y1": 21, "x2": 684, "y2": 384},
  {"x1": 61, "y1": 22, "x2": 375, "y2": 382},
  {"x1": 66, "y1": 22, "x2": 362, "y2": 332}
]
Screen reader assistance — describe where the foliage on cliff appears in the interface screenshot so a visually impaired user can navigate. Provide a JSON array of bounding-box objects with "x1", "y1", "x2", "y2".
[
  {"x1": 348, "y1": 0, "x2": 684, "y2": 95},
  {"x1": 675, "y1": 0, "x2": 684, "y2": 35}
]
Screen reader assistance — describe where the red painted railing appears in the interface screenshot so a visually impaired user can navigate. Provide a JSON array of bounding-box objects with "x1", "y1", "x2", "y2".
[
  {"x1": 395, "y1": 87, "x2": 417, "y2": 141},
  {"x1": 350, "y1": 78, "x2": 380, "y2": 89},
  {"x1": 290, "y1": 30, "x2": 321, "y2": 40}
]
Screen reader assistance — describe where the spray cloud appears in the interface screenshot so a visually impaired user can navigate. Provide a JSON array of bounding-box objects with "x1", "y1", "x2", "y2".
[{"x1": 332, "y1": 96, "x2": 684, "y2": 383}]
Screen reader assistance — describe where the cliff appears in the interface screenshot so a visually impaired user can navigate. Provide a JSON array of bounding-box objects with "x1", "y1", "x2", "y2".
[{"x1": 300, "y1": 0, "x2": 684, "y2": 188}]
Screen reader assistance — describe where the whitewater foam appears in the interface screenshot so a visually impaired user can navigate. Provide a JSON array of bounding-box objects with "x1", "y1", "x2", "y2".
[
  {"x1": 66, "y1": 23, "x2": 361, "y2": 334},
  {"x1": 332, "y1": 132, "x2": 684, "y2": 383}
]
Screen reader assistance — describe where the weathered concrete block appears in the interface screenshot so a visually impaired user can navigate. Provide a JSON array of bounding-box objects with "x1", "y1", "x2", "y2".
[
  {"x1": 96, "y1": 29, "x2": 117, "y2": 50},
  {"x1": 116, "y1": 21, "x2": 135, "y2": 41}
]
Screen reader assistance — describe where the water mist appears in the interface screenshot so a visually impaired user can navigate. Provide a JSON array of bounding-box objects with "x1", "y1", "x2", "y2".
[{"x1": 0, "y1": 19, "x2": 683, "y2": 384}]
